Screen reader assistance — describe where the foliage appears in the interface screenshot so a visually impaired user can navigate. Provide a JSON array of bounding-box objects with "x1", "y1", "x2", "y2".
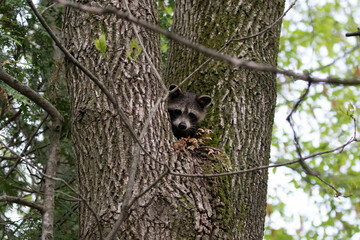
[
  {"x1": 94, "y1": 34, "x2": 107, "y2": 58},
  {"x1": 0, "y1": 0, "x2": 76, "y2": 238},
  {"x1": 267, "y1": 0, "x2": 360, "y2": 239},
  {"x1": 125, "y1": 38, "x2": 142, "y2": 62},
  {"x1": 157, "y1": 0, "x2": 174, "y2": 64}
]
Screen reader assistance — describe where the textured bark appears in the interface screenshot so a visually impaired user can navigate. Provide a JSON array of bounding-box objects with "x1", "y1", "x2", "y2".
[
  {"x1": 63, "y1": 0, "x2": 284, "y2": 239},
  {"x1": 165, "y1": 0, "x2": 285, "y2": 239},
  {"x1": 63, "y1": 1, "x2": 169, "y2": 238}
]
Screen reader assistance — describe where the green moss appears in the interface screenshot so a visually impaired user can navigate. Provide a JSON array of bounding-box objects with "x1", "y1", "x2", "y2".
[
  {"x1": 169, "y1": 193, "x2": 196, "y2": 239},
  {"x1": 215, "y1": 175, "x2": 233, "y2": 232},
  {"x1": 223, "y1": 144, "x2": 230, "y2": 154}
]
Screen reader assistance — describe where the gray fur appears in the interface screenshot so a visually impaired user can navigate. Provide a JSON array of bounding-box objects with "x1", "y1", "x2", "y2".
[{"x1": 168, "y1": 84, "x2": 212, "y2": 138}]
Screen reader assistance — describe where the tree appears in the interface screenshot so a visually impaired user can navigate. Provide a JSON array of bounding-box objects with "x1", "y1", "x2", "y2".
[
  {"x1": 1, "y1": 0, "x2": 360, "y2": 239},
  {"x1": 62, "y1": 0, "x2": 284, "y2": 238}
]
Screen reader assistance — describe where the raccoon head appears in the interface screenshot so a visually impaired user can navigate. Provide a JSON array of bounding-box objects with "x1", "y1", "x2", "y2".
[{"x1": 167, "y1": 84, "x2": 212, "y2": 138}]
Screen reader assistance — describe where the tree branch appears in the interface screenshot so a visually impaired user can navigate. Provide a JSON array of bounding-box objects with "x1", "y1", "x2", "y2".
[
  {"x1": 285, "y1": 81, "x2": 346, "y2": 196},
  {"x1": 54, "y1": 0, "x2": 360, "y2": 86},
  {"x1": 168, "y1": 117, "x2": 358, "y2": 198},
  {"x1": 0, "y1": 195, "x2": 45, "y2": 214},
  {"x1": 346, "y1": 28, "x2": 360, "y2": 37},
  {"x1": 41, "y1": 118, "x2": 62, "y2": 240},
  {"x1": 0, "y1": 68, "x2": 62, "y2": 122}
]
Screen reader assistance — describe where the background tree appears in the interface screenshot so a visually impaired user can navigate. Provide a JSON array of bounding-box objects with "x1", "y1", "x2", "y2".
[{"x1": 0, "y1": 0, "x2": 359, "y2": 240}]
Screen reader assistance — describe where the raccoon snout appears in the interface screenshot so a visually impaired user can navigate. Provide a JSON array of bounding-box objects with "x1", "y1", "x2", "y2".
[{"x1": 178, "y1": 122, "x2": 187, "y2": 130}]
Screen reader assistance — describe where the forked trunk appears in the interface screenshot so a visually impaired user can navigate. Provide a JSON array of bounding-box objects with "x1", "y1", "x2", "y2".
[{"x1": 63, "y1": 0, "x2": 284, "y2": 239}]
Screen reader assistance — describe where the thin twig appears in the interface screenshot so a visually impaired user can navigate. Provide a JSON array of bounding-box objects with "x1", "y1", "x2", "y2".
[
  {"x1": 168, "y1": 117, "x2": 357, "y2": 193},
  {"x1": 105, "y1": 166, "x2": 170, "y2": 240},
  {"x1": 286, "y1": 81, "x2": 315, "y2": 175},
  {"x1": 41, "y1": 2, "x2": 57, "y2": 15},
  {"x1": 285, "y1": 80, "x2": 348, "y2": 197},
  {"x1": 310, "y1": 43, "x2": 360, "y2": 73},
  {"x1": 5, "y1": 114, "x2": 49, "y2": 178},
  {"x1": 128, "y1": 169, "x2": 169, "y2": 208},
  {"x1": 168, "y1": 135, "x2": 355, "y2": 181}
]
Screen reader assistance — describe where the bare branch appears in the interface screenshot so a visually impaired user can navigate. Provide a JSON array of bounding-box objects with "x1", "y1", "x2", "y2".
[
  {"x1": 41, "y1": 2, "x2": 58, "y2": 15},
  {"x1": 168, "y1": 118, "x2": 357, "y2": 198},
  {"x1": 54, "y1": 0, "x2": 360, "y2": 86},
  {"x1": 41, "y1": 119, "x2": 62, "y2": 239},
  {"x1": 105, "y1": 167, "x2": 170, "y2": 240},
  {"x1": 285, "y1": 79, "x2": 356, "y2": 197},
  {"x1": 0, "y1": 109, "x2": 22, "y2": 131},
  {"x1": 286, "y1": 82, "x2": 313, "y2": 174},
  {"x1": 128, "y1": 169, "x2": 169, "y2": 208},
  {"x1": 310, "y1": 43, "x2": 360, "y2": 73},
  {"x1": 0, "y1": 195, "x2": 45, "y2": 214},
  {"x1": 346, "y1": 28, "x2": 360, "y2": 37}
]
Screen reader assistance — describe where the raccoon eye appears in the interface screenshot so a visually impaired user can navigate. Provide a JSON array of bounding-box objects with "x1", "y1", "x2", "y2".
[
  {"x1": 169, "y1": 109, "x2": 182, "y2": 118},
  {"x1": 189, "y1": 113, "x2": 197, "y2": 122},
  {"x1": 172, "y1": 109, "x2": 182, "y2": 115}
]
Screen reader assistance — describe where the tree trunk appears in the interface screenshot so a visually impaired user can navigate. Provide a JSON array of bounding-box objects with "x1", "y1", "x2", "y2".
[
  {"x1": 165, "y1": 0, "x2": 285, "y2": 239},
  {"x1": 63, "y1": 1, "x2": 169, "y2": 238},
  {"x1": 63, "y1": 0, "x2": 284, "y2": 239}
]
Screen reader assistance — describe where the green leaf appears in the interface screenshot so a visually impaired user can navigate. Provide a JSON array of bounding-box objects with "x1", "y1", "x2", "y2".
[
  {"x1": 126, "y1": 38, "x2": 142, "y2": 61},
  {"x1": 94, "y1": 34, "x2": 107, "y2": 58},
  {"x1": 347, "y1": 103, "x2": 355, "y2": 117}
]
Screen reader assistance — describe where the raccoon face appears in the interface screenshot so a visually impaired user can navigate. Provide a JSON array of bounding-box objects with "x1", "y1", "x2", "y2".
[{"x1": 168, "y1": 84, "x2": 212, "y2": 138}]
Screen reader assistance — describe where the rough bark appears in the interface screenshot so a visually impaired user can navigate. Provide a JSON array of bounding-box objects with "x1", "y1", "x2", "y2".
[
  {"x1": 165, "y1": 0, "x2": 285, "y2": 239},
  {"x1": 63, "y1": 0, "x2": 169, "y2": 238}
]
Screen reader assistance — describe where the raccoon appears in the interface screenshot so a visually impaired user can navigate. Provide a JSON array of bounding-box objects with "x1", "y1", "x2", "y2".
[{"x1": 167, "y1": 84, "x2": 212, "y2": 138}]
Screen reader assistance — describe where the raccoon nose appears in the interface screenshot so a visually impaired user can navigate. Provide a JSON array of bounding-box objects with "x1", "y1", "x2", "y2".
[{"x1": 178, "y1": 122, "x2": 187, "y2": 130}]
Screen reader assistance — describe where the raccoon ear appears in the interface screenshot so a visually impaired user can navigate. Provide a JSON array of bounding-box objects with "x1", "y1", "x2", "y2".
[
  {"x1": 169, "y1": 84, "x2": 182, "y2": 98},
  {"x1": 197, "y1": 95, "x2": 212, "y2": 108}
]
